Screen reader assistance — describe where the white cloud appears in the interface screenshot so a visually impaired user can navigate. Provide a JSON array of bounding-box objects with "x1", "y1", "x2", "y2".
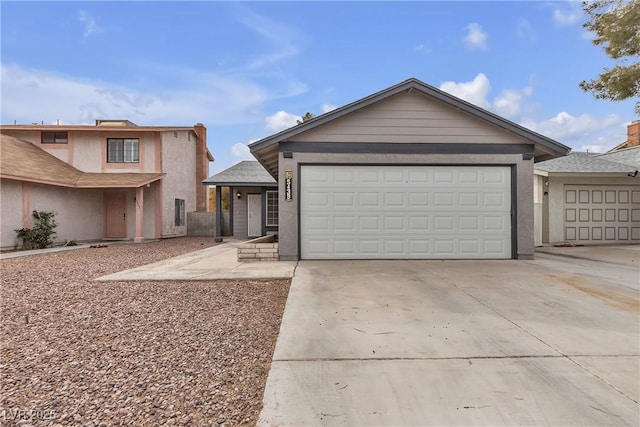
[
  {"x1": 234, "y1": 7, "x2": 301, "y2": 70},
  {"x1": 493, "y1": 85, "x2": 533, "y2": 118},
  {"x1": 438, "y1": 73, "x2": 624, "y2": 152},
  {"x1": 581, "y1": 30, "x2": 596, "y2": 41},
  {"x1": 77, "y1": 10, "x2": 102, "y2": 37},
  {"x1": 516, "y1": 19, "x2": 536, "y2": 40},
  {"x1": 265, "y1": 110, "x2": 300, "y2": 132},
  {"x1": 230, "y1": 143, "x2": 255, "y2": 160},
  {"x1": 322, "y1": 103, "x2": 337, "y2": 114},
  {"x1": 463, "y1": 23, "x2": 487, "y2": 50},
  {"x1": 521, "y1": 112, "x2": 623, "y2": 151},
  {"x1": 439, "y1": 73, "x2": 491, "y2": 108},
  {"x1": 579, "y1": 144, "x2": 605, "y2": 153},
  {"x1": 0, "y1": 64, "x2": 288, "y2": 126},
  {"x1": 552, "y1": 4, "x2": 581, "y2": 26}
]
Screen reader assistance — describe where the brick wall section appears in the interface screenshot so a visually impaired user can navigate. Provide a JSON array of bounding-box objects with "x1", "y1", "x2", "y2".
[
  {"x1": 627, "y1": 121, "x2": 640, "y2": 147},
  {"x1": 237, "y1": 235, "x2": 279, "y2": 262}
]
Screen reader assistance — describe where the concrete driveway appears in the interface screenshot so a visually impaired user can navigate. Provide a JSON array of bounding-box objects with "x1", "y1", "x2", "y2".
[{"x1": 259, "y1": 247, "x2": 639, "y2": 426}]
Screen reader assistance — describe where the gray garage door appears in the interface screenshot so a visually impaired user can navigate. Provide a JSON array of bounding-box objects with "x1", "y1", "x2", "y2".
[
  {"x1": 300, "y1": 165, "x2": 512, "y2": 259},
  {"x1": 564, "y1": 185, "x2": 640, "y2": 242}
]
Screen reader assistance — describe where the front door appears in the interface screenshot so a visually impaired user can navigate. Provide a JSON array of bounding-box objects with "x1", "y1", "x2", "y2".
[
  {"x1": 105, "y1": 193, "x2": 127, "y2": 239},
  {"x1": 247, "y1": 194, "x2": 262, "y2": 237}
]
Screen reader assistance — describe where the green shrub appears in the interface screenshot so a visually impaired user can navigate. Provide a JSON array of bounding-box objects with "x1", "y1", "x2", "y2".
[{"x1": 15, "y1": 210, "x2": 58, "y2": 249}]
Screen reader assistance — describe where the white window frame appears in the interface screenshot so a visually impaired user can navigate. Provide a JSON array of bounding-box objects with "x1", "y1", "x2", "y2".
[
  {"x1": 107, "y1": 138, "x2": 139, "y2": 163},
  {"x1": 265, "y1": 190, "x2": 278, "y2": 227}
]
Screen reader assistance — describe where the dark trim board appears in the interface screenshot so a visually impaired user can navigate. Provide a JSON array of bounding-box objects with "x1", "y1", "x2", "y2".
[
  {"x1": 280, "y1": 142, "x2": 535, "y2": 155},
  {"x1": 297, "y1": 163, "x2": 518, "y2": 260},
  {"x1": 510, "y1": 166, "x2": 517, "y2": 258},
  {"x1": 203, "y1": 181, "x2": 277, "y2": 187}
]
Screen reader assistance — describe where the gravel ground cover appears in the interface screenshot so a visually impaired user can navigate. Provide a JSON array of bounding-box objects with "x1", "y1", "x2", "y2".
[{"x1": 1, "y1": 238, "x2": 290, "y2": 426}]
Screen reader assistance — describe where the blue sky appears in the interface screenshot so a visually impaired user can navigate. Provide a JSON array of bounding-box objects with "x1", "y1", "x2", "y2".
[{"x1": 1, "y1": 1, "x2": 636, "y2": 174}]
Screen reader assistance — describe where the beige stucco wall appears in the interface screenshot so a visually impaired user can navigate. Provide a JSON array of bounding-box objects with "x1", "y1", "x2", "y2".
[
  {"x1": 1, "y1": 179, "x2": 24, "y2": 249},
  {"x1": 278, "y1": 152, "x2": 534, "y2": 260},
  {"x1": 545, "y1": 175, "x2": 638, "y2": 244},
  {"x1": 72, "y1": 131, "x2": 102, "y2": 171},
  {"x1": 142, "y1": 184, "x2": 157, "y2": 238},
  {"x1": 29, "y1": 183, "x2": 104, "y2": 244},
  {"x1": 160, "y1": 131, "x2": 196, "y2": 237}
]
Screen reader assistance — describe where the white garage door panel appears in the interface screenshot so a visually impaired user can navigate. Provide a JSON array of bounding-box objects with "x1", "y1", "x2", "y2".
[
  {"x1": 300, "y1": 165, "x2": 512, "y2": 259},
  {"x1": 564, "y1": 185, "x2": 640, "y2": 243}
]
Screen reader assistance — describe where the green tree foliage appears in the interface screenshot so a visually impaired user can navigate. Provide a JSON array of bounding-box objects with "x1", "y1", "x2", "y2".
[
  {"x1": 580, "y1": 0, "x2": 640, "y2": 114},
  {"x1": 209, "y1": 186, "x2": 230, "y2": 211},
  {"x1": 15, "y1": 210, "x2": 58, "y2": 249},
  {"x1": 297, "y1": 112, "x2": 315, "y2": 124}
]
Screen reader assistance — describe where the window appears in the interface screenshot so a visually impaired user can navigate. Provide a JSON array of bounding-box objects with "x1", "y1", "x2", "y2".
[
  {"x1": 41, "y1": 131, "x2": 68, "y2": 144},
  {"x1": 266, "y1": 191, "x2": 279, "y2": 226},
  {"x1": 107, "y1": 138, "x2": 139, "y2": 163},
  {"x1": 175, "y1": 199, "x2": 185, "y2": 227}
]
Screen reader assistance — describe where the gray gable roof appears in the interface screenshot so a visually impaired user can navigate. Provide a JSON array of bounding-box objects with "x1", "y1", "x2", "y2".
[
  {"x1": 249, "y1": 77, "x2": 571, "y2": 177},
  {"x1": 597, "y1": 146, "x2": 640, "y2": 169},
  {"x1": 535, "y1": 147, "x2": 640, "y2": 173},
  {"x1": 203, "y1": 161, "x2": 276, "y2": 186}
]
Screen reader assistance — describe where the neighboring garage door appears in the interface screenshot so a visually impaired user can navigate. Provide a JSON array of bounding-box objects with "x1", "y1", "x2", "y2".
[
  {"x1": 300, "y1": 165, "x2": 512, "y2": 259},
  {"x1": 564, "y1": 185, "x2": 640, "y2": 243}
]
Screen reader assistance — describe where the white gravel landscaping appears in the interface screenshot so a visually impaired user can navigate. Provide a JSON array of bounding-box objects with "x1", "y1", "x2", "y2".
[{"x1": 0, "y1": 238, "x2": 290, "y2": 426}]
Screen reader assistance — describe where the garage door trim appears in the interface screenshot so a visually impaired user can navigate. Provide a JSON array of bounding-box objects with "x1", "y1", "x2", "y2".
[{"x1": 297, "y1": 163, "x2": 518, "y2": 259}]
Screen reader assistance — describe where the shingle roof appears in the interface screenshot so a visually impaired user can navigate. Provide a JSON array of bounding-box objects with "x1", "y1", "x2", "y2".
[
  {"x1": 597, "y1": 146, "x2": 640, "y2": 169},
  {"x1": 535, "y1": 147, "x2": 640, "y2": 173},
  {"x1": 1, "y1": 134, "x2": 164, "y2": 187},
  {"x1": 202, "y1": 161, "x2": 276, "y2": 186}
]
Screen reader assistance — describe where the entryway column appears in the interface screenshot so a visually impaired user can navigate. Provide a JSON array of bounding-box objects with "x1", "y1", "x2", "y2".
[
  {"x1": 214, "y1": 185, "x2": 223, "y2": 242},
  {"x1": 134, "y1": 186, "x2": 144, "y2": 243}
]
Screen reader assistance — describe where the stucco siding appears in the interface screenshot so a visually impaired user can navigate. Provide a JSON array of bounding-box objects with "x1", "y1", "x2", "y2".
[
  {"x1": 1, "y1": 179, "x2": 23, "y2": 248},
  {"x1": 294, "y1": 91, "x2": 533, "y2": 145},
  {"x1": 72, "y1": 131, "x2": 102, "y2": 171},
  {"x1": 142, "y1": 184, "x2": 157, "y2": 238},
  {"x1": 160, "y1": 131, "x2": 196, "y2": 237},
  {"x1": 278, "y1": 152, "x2": 534, "y2": 260},
  {"x1": 30, "y1": 184, "x2": 104, "y2": 244}
]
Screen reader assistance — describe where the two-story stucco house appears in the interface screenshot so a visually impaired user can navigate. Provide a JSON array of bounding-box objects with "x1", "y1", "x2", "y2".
[{"x1": 0, "y1": 120, "x2": 213, "y2": 249}]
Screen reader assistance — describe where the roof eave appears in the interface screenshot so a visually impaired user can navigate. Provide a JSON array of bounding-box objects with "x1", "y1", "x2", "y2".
[
  {"x1": 534, "y1": 171, "x2": 636, "y2": 177},
  {"x1": 201, "y1": 180, "x2": 277, "y2": 187},
  {"x1": 249, "y1": 78, "x2": 571, "y2": 159}
]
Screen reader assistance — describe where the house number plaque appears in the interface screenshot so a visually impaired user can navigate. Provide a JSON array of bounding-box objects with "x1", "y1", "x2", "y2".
[{"x1": 285, "y1": 170, "x2": 293, "y2": 201}]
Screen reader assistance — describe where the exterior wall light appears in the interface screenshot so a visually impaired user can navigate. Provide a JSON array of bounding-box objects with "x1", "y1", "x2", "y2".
[{"x1": 236, "y1": 192, "x2": 242, "y2": 199}]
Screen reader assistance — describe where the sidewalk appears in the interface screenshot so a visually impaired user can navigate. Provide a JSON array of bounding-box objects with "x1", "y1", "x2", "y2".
[{"x1": 95, "y1": 240, "x2": 297, "y2": 281}]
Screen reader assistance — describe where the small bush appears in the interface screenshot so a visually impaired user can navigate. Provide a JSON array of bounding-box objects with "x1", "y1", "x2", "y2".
[{"x1": 15, "y1": 210, "x2": 58, "y2": 249}]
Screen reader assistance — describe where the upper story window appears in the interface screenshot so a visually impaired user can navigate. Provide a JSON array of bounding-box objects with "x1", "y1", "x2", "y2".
[
  {"x1": 41, "y1": 131, "x2": 68, "y2": 144},
  {"x1": 107, "y1": 138, "x2": 139, "y2": 163}
]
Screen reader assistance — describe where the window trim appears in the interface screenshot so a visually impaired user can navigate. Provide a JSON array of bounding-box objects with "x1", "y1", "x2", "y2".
[
  {"x1": 107, "y1": 138, "x2": 140, "y2": 163},
  {"x1": 41, "y1": 131, "x2": 68, "y2": 144},
  {"x1": 265, "y1": 190, "x2": 279, "y2": 227}
]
